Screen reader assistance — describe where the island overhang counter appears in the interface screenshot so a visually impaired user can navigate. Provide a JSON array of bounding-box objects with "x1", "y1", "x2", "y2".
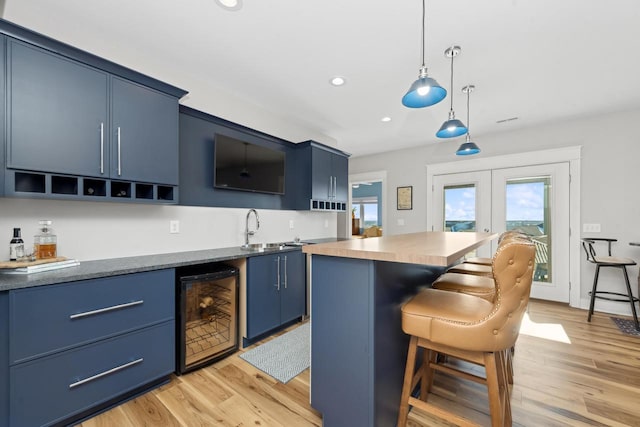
[{"x1": 302, "y1": 231, "x2": 497, "y2": 427}]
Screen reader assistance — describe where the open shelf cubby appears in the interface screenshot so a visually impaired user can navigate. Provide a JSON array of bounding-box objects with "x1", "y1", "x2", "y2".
[
  {"x1": 51, "y1": 175, "x2": 78, "y2": 195},
  {"x1": 135, "y1": 183, "x2": 154, "y2": 200},
  {"x1": 7, "y1": 170, "x2": 176, "y2": 203},
  {"x1": 111, "y1": 181, "x2": 131, "y2": 198},
  {"x1": 83, "y1": 178, "x2": 107, "y2": 197},
  {"x1": 14, "y1": 172, "x2": 46, "y2": 193},
  {"x1": 157, "y1": 186, "x2": 175, "y2": 201}
]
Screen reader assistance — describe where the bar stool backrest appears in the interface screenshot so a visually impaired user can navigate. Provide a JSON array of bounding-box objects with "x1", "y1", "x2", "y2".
[
  {"x1": 581, "y1": 237, "x2": 615, "y2": 264},
  {"x1": 482, "y1": 237, "x2": 536, "y2": 351}
]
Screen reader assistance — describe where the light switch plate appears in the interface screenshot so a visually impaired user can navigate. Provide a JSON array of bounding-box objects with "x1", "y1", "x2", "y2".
[
  {"x1": 583, "y1": 223, "x2": 601, "y2": 233},
  {"x1": 397, "y1": 219, "x2": 405, "y2": 226}
]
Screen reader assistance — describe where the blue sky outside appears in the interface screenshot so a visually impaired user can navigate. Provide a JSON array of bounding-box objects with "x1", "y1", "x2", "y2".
[{"x1": 445, "y1": 182, "x2": 544, "y2": 221}]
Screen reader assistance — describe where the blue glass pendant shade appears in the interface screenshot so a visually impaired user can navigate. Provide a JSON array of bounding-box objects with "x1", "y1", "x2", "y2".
[
  {"x1": 436, "y1": 118, "x2": 468, "y2": 138},
  {"x1": 402, "y1": 76, "x2": 447, "y2": 108},
  {"x1": 456, "y1": 140, "x2": 480, "y2": 156}
]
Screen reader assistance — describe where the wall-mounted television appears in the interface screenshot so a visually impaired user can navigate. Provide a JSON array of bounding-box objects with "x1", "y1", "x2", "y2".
[{"x1": 214, "y1": 134, "x2": 286, "y2": 195}]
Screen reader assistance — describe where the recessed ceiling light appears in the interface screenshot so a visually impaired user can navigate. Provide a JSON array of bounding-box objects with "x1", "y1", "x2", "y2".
[
  {"x1": 215, "y1": 0, "x2": 243, "y2": 11},
  {"x1": 330, "y1": 76, "x2": 346, "y2": 86},
  {"x1": 381, "y1": 117, "x2": 392, "y2": 122}
]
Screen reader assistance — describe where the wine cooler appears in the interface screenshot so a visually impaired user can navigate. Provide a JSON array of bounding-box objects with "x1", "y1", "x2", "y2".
[{"x1": 176, "y1": 263, "x2": 239, "y2": 374}]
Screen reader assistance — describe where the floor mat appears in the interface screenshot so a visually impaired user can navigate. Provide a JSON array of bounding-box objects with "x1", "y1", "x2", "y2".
[
  {"x1": 239, "y1": 323, "x2": 310, "y2": 383},
  {"x1": 610, "y1": 317, "x2": 640, "y2": 336}
]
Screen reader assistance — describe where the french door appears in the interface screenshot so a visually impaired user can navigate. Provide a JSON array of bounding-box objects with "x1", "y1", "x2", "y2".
[{"x1": 432, "y1": 163, "x2": 570, "y2": 302}]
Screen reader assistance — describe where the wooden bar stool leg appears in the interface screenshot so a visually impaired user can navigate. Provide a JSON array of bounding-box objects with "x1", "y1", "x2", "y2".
[
  {"x1": 398, "y1": 336, "x2": 418, "y2": 427},
  {"x1": 419, "y1": 350, "x2": 429, "y2": 400},
  {"x1": 484, "y1": 352, "x2": 505, "y2": 427},
  {"x1": 505, "y1": 348, "x2": 514, "y2": 385},
  {"x1": 496, "y1": 350, "x2": 512, "y2": 424},
  {"x1": 588, "y1": 265, "x2": 601, "y2": 322},
  {"x1": 423, "y1": 350, "x2": 438, "y2": 397},
  {"x1": 622, "y1": 266, "x2": 640, "y2": 330}
]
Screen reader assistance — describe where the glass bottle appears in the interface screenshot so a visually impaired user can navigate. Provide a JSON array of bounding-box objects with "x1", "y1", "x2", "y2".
[
  {"x1": 9, "y1": 228, "x2": 25, "y2": 261},
  {"x1": 34, "y1": 220, "x2": 57, "y2": 259}
]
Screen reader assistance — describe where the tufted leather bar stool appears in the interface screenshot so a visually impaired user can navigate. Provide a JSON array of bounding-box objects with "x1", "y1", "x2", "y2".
[
  {"x1": 432, "y1": 272, "x2": 496, "y2": 302},
  {"x1": 448, "y1": 231, "x2": 529, "y2": 277},
  {"x1": 397, "y1": 237, "x2": 536, "y2": 427},
  {"x1": 436, "y1": 232, "x2": 530, "y2": 298},
  {"x1": 446, "y1": 262, "x2": 494, "y2": 277},
  {"x1": 464, "y1": 256, "x2": 493, "y2": 266},
  {"x1": 433, "y1": 232, "x2": 531, "y2": 385}
]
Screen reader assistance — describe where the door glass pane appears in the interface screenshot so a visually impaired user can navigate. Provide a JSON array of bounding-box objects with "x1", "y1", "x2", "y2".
[
  {"x1": 505, "y1": 177, "x2": 551, "y2": 283},
  {"x1": 443, "y1": 184, "x2": 476, "y2": 232}
]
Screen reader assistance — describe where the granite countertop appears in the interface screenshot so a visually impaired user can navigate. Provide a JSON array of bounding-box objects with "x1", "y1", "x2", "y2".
[
  {"x1": 0, "y1": 237, "x2": 344, "y2": 292},
  {"x1": 303, "y1": 231, "x2": 497, "y2": 266}
]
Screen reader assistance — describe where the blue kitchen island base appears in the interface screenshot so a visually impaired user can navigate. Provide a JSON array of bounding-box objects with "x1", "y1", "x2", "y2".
[{"x1": 310, "y1": 255, "x2": 443, "y2": 427}]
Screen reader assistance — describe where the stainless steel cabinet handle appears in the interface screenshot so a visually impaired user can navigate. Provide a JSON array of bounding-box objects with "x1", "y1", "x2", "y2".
[
  {"x1": 117, "y1": 126, "x2": 122, "y2": 176},
  {"x1": 276, "y1": 256, "x2": 281, "y2": 291},
  {"x1": 100, "y1": 122, "x2": 104, "y2": 174},
  {"x1": 328, "y1": 176, "x2": 332, "y2": 199},
  {"x1": 69, "y1": 300, "x2": 143, "y2": 320},
  {"x1": 333, "y1": 176, "x2": 337, "y2": 199},
  {"x1": 284, "y1": 255, "x2": 288, "y2": 289},
  {"x1": 69, "y1": 358, "x2": 143, "y2": 389}
]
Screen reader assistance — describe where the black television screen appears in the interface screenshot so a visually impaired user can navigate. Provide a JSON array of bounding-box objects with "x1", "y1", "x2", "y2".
[{"x1": 214, "y1": 134, "x2": 286, "y2": 195}]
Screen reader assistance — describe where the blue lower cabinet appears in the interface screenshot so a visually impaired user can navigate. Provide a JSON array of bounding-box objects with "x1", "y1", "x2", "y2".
[
  {"x1": 280, "y1": 251, "x2": 305, "y2": 324},
  {"x1": 246, "y1": 251, "x2": 305, "y2": 340},
  {"x1": 9, "y1": 321, "x2": 174, "y2": 427},
  {"x1": 9, "y1": 269, "x2": 174, "y2": 364},
  {"x1": 247, "y1": 253, "x2": 281, "y2": 338}
]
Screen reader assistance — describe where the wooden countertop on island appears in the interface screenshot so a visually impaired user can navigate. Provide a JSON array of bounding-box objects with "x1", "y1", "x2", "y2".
[{"x1": 302, "y1": 231, "x2": 497, "y2": 266}]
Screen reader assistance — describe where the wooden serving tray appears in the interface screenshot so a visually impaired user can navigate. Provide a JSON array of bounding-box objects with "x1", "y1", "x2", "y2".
[{"x1": 0, "y1": 256, "x2": 67, "y2": 269}]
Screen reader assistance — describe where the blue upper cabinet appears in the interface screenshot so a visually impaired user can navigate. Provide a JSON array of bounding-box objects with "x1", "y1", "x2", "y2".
[
  {"x1": 7, "y1": 40, "x2": 180, "y2": 186},
  {"x1": 295, "y1": 141, "x2": 350, "y2": 211},
  {"x1": 0, "y1": 36, "x2": 5, "y2": 198},
  {"x1": 111, "y1": 77, "x2": 178, "y2": 185},
  {"x1": 0, "y1": 19, "x2": 187, "y2": 203},
  {"x1": 7, "y1": 40, "x2": 109, "y2": 178}
]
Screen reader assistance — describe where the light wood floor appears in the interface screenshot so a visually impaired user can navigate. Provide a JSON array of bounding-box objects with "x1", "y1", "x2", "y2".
[{"x1": 78, "y1": 300, "x2": 640, "y2": 427}]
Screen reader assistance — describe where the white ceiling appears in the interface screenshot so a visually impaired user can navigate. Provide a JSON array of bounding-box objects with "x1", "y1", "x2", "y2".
[{"x1": 4, "y1": 0, "x2": 640, "y2": 157}]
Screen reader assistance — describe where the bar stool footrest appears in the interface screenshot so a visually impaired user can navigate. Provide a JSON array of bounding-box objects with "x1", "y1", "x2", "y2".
[{"x1": 589, "y1": 291, "x2": 640, "y2": 303}]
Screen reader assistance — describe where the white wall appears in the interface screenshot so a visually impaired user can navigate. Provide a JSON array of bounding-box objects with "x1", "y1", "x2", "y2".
[
  {"x1": 0, "y1": 199, "x2": 336, "y2": 261},
  {"x1": 350, "y1": 109, "x2": 640, "y2": 312}
]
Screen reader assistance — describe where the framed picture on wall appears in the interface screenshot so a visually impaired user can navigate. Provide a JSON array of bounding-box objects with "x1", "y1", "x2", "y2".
[{"x1": 397, "y1": 186, "x2": 412, "y2": 210}]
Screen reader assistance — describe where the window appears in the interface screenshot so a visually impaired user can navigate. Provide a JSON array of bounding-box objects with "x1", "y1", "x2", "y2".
[{"x1": 353, "y1": 197, "x2": 379, "y2": 229}]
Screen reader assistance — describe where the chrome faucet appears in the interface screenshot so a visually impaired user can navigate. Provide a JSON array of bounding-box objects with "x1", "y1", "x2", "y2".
[{"x1": 244, "y1": 209, "x2": 260, "y2": 246}]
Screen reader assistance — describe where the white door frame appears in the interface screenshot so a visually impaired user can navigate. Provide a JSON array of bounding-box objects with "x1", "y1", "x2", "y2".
[
  {"x1": 348, "y1": 170, "x2": 387, "y2": 236},
  {"x1": 492, "y1": 163, "x2": 570, "y2": 302},
  {"x1": 426, "y1": 146, "x2": 582, "y2": 308}
]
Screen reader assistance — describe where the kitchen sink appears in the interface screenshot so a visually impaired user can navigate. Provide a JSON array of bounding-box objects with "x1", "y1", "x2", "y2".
[{"x1": 240, "y1": 242, "x2": 286, "y2": 252}]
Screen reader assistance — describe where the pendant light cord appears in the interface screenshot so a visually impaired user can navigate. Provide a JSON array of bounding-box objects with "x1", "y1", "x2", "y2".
[
  {"x1": 420, "y1": 0, "x2": 425, "y2": 68},
  {"x1": 449, "y1": 53, "x2": 454, "y2": 111},
  {"x1": 466, "y1": 88, "x2": 472, "y2": 140}
]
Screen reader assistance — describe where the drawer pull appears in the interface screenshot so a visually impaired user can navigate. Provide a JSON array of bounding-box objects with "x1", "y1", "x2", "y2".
[
  {"x1": 69, "y1": 358, "x2": 143, "y2": 389},
  {"x1": 69, "y1": 300, "x2": 144, "y2": 320}
]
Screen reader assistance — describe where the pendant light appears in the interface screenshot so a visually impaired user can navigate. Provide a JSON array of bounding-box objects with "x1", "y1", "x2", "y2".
[
  {"x1": 436, "y1": 46, "x2": 467, "y2": 138},
  {"x1": 401, "y1": 0, "x2": 446, "y2": 108},
  {"x1": 456, "y1": 85, "x2": 481, "y2": 156}
]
